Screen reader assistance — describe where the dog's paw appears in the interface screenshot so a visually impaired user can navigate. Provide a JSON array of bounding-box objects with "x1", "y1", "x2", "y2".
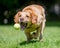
[{"x1": 39, "y1": 39, "x2": 43, "y2": 42}]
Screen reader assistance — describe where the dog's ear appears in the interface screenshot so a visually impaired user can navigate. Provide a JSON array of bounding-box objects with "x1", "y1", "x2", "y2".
[
  {"x1": 23, "y1": 8, "x2": 37, "y2": 24},
  {"x1": 25, "y1": 10, "x2": 37, "y2": 24},
  {"x1": 31, "y1": 14, "x2": 37, "y2": 24},
  {"x1": 14, "y1": 12, "x2": 21, "y2": 23}
]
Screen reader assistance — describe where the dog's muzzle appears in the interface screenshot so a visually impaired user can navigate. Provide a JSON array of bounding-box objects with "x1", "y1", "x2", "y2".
[
  {"x1": 20, "y1": 22, "x2": 27, "y2": 30},
  {"x1": 20, "y1": 18, "x2": 24, "y2": 22}
]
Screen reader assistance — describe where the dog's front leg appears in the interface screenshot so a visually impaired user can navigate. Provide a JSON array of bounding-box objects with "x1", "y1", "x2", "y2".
[
  {"x1": 39, "y1": 21, "x2": 45, "y2": 42},
  {"x1": 25, "y1": 31, "x2": 33, "y2": 42}
]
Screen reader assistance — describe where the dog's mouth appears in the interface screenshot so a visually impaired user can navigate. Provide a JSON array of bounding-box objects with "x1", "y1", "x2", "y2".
[{"x1": 20, "y1": 22, "x2": 27, "y2": 30}]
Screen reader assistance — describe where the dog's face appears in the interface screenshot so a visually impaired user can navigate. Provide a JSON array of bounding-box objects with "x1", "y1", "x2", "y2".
[
  {"x1": 14, "y1": 11, "x2": 32, "y2": 30},
  {"x1": 19, "y1": 12, "x2": 31, "y2": 23},
  {"x1": 19, "y1": 12, "x2": 32, "y2": 30},
  {"x1": 14, "y1": 11, "x2": 37, "y2": 30}
]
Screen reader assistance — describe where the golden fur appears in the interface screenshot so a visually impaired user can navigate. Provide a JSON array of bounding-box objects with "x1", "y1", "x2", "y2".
[{"x1": 14, "y1": 4, "x2": 46, "y2": 42}]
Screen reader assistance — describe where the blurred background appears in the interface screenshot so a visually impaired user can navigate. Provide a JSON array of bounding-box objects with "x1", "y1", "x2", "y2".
[
  {"x1": 0, "y1": 1, "x2": 60, "y2": 48},
  {"x1": 0, "y1": 0, "x2": 60, "y2": 24}
]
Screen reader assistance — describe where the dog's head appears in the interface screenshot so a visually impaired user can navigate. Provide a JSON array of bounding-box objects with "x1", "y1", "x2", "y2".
[{"x1": 14, "y1": 11, "x2": 37, "y2": 30}]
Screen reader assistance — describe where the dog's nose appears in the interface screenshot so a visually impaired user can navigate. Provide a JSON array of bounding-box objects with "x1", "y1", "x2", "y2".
[{"x1": 20, "y1": 18, "x2": 24, "y2": 22}]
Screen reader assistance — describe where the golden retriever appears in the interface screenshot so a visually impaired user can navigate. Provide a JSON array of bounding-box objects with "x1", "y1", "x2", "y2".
[{"x1": 14, "y1": 4, "x2": 46, "y2": 42}]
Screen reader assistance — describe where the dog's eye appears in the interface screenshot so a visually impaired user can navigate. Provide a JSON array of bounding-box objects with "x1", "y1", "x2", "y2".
[
  {"x1": 19, "y1": 15, "x2": 21, "y2": 17},
  {"x1": 26, "y1": 16, "x2": 29, "y2": 18}
]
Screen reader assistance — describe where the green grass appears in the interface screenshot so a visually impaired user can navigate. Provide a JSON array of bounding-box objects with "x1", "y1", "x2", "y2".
[{"x1": 0, "y1": 22, "x2": 60, "y2": 48}]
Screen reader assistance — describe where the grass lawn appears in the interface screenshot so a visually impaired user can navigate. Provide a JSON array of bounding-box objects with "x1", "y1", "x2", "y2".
[{"x1": 0, "y1": 22, "x2": 60, "y2": 48}]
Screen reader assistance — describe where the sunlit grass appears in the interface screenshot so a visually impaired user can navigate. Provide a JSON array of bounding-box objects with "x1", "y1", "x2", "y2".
[{"x1": 0, "y1": 22, "x2": 60, "y2": 48}]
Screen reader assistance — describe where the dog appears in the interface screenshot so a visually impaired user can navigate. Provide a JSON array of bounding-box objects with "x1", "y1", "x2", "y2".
[{"x1": 14, "y1": 4, "x2": 46, "y2": 42}]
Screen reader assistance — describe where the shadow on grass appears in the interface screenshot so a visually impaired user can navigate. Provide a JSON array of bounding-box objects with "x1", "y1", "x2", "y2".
[{"x1": 20, "y1": 40, "x2": 38, "y2": 45}]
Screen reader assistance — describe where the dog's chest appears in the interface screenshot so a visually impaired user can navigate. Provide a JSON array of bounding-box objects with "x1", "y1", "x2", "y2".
[{"x1": 25, "y1": 24, "x2": 39, "y2": 32}]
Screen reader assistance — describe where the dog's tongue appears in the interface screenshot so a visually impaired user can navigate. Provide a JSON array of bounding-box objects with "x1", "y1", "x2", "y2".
[
  {"x1": 20, "y1": 22, "x2": 27, "y2": 30},
  {"x1": 20, "y1": 25, "x2": 25, "y2": 30}
]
